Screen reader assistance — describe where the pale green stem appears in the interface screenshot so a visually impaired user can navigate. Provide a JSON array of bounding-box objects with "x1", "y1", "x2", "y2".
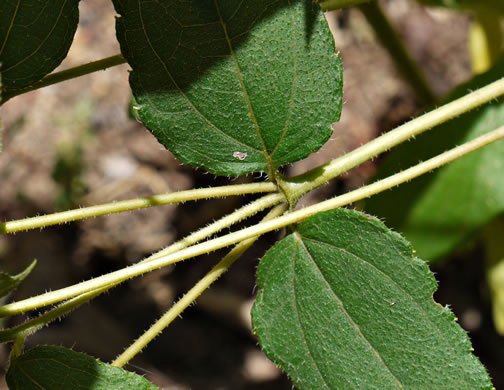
[
  {"x1": 0, "y1": 193, "x2": 284, "y2": 340},
  {"x1": 1, "y1": 55, "x2": 126, "y2": 104},
  {"x1": 0, "y1": 182, "x2": 276, "y2": 234},
  {"x1": 112, "y1": 203, "x2": 288, "y2": 368},
  {"x1": 143, "y1": 192, "x2": 285, "y2": 263},
  {"x1": 9, "y1": 336, "x2": 24, "y2": 359},
  {"x1": 0, "y1": 287, "x2": 106, "y2": 343},
  {"x1": 0, "y1": 193, "x2": 284, "y2": 317},
  {"x1": 2, "y1": 125, "x2": 502, "y2": 318},
  {"x1": 280, "y1": 76, "x2": 504, "y2": 201},
  {"x1": 319, "y1": 0, "x2": 373, "y2": 11},
  {"x1": 4, "y1": 78, "x2": 503, "y2": 234}
]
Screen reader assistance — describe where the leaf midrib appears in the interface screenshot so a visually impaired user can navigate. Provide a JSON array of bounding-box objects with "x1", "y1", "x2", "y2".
[
  {"x1": 0, "y1": 0, "x2": 20, "y2": 58},
  {"x1": 214, "y1": 0, "x2": 275, "y2": 175},
  {"x1": 294, "y1": 232, "x2": 403, "y2": 388},
  {"x1": 1, "y1": 0, "x2": 70, "y2": 73},
  {"x1": 301, "y1": 231, "x2": 462, "y2": 374},
  {"x1": 136, "y1": 0, "x2": 263, "y2": 155}
]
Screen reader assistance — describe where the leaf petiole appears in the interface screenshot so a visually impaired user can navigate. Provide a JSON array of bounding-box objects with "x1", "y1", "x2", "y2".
[
  {"x1": 2, "y1": 125, "x2": 502, "y2": 319},
  {"x1": 1, "y1": 55, "x2": 126, "y2": 104},
  {"x1": 112, "y1": 202, "x2": 288, "y2": 368},
  {"x1": 0, "y1": 193, "x2": 284, "y2": 317},
  {"x1": 0, "y1": 182, "x2": 277, "y2": 234}
]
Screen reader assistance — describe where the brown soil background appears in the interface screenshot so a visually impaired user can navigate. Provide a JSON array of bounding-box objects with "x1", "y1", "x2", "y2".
[{"x1": 1, "y1": 0, "x2": 503, "y2": 388}]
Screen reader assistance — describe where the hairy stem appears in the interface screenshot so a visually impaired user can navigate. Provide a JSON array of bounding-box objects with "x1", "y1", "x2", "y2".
[
  {"x1": 280, "y1": 76, "x2": 504, "y2": 200},
  {"x1": 0, "y1": 182, "x2": 276, "y2": 234},
  {"x1": 1, "y1": 55, "x2": 126, "y2": 104},
  {"x1": 144, "y1": 192, "x2": 285, "y2": 263},
  {"x1": 0, "y1": 193, "x2": 284, "y2": 317},
  {"x1": 112, "y1": 203, "x2": 288, "y2": 368},
  {"x1": 358, "y1": 1, "x2": 436, "y2": 105},
  {"x1": 0, "y1": 194, "x2": 285, "y2": 341},
  {"x1": 6, "y1": 75, "x2": 502, "y2": 234},
  {"x1": 2, "y1": 125, "x2": 502, "y2": 318},
  {"x1": 0, "y1": 287, "x2": 107, "y2": 343}
]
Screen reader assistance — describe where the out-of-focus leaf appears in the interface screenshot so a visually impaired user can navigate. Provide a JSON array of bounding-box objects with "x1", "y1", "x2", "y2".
[
  {"x1": 484, "y1": 218, "x2": 504, "y2": 335},
  {"x1": 6, "y1": 346, "x2": 159, "y2": 390},
  {"x1": 113, "y1": 0, "x2": 342, "y2": 176},
  {"x1": 252, "y1": 208, "x2": 492, "y2": 389},
  {"x1": 0, "y1": 0, "x2": 79, "y2": 95},
  {"x1": 365, "y1": 57, "x2": 504, "y2": 262}
]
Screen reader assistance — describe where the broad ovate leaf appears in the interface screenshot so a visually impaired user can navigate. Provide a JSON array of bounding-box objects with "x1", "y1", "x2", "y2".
[
  {"x1": 0, "y1": 0, "x2": 79, "y2": 97},
  {"x1": 7, "y1": 346, "x2": 159, "y2": 390},
  {"x1": 252, "y1": 208, "x2": 492, "y2": 389},
  {"x1": 0, "y1": 260, "x2": 36, "y2": 299},
  {"x1": 113, "y1": 0, "x2": 342, "y2": 176},
  {"x1": 365, "y1": 57, "x2": 504, "y2": 262}
]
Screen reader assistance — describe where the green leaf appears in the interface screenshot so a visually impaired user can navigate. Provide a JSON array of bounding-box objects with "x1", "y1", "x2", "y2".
[
  {"x1": 252, "y1": 208, "x2": 492, "y2": 389},
  {"x1": 113, "y1": 0, "x2": 342, "y2": 176},
  {"x1": 364, "y1": 57, "x2": 504, "y2": 262},
  {"x1": 6, "y1": 346, "x2": 159, "y2": 390},
  {"x1": 0, "y1": 260, "x2": 36, "y2": 299},
  {"x1": 0, "y1": 0, "x2": 79, "y2": 94}
]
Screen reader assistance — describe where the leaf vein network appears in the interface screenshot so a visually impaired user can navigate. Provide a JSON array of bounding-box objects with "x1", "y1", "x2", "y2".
[
  {"x1": 136, "y1": 0, "x2": 262, "y2": 154},
  {"x1": 295, "y1": 233, "x2": 402, "y2": 387},
  {"x1": 2, "y1": 0, "x2": 71, "y2": 73}
]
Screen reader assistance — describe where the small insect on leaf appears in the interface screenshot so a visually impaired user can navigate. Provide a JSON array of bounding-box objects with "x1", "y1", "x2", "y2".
[{"x1": 233, "y1": 152, "x2": 248, "y2": 160}]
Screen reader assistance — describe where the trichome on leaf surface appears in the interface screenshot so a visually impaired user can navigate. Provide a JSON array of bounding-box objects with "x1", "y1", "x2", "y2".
[{"x1": 1, "y1": 0, "x2": 504, "y2": 389}]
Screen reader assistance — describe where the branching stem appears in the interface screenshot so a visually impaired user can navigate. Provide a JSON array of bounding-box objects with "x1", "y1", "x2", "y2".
[
  {"x1": 0, "y1": 193, "x2": 284, "y2": 317},
  {"x1": 0, "y1": 182, "x2": 276, "y2": 234},
  {"x1": 0, "y1": 193, "x2": 285, "y2": 342},
  {"x1": 112, "y1": 203, "x2": 288, "y2": 368},
  {"x1": 0, "y1": 287, "x2": 107, "y2": 343},
  {"x1": 280, "y1": 76, "x2": 504, "y2": 201},
  {"x1": 1, "y1": 54, "x2": 126, "y2": 104},
  {"x1": 2, "y1": 125, "x2": 502, "y2": 319}
]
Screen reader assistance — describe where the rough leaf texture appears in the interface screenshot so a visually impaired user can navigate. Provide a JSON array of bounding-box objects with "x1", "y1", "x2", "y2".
[
  {"x1": 0, "y1": 0, "x2": 79, "y2": 93},
  {"x1": 7, "y1": 346, "x2": 159, "y2": 390},
  {"x1": 252, "y1": 208, "x2": 492, "y2": 389},
  {"x1": 113, "y1": 0, "x2": 343, "y2": 176}
]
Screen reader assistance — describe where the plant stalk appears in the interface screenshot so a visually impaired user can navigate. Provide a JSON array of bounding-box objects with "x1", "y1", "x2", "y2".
[
  {"x1": 0, "y1": 193, "x2": 284, "y2": 316},
  {"x1": 281, "y1": 76, "x2": 504, "y2": 201},
  {"x1": 0, "y1": 194, "x2": 285, "y2": 340},
  {"x1": 144, "y1": 192, "x2": 285, "y2": 263},
  {"x1": 0, "y1": 287, "x2": 107, "y2": 343},
  {"x1": 112, "y1": 203, "x2": 288, "y2": 368},
  {"x1": 1, "y1": 54, "x2": 126, "y2": 104},
  {"x1": 2, "y1": 125, "x2": 502, "y2": 318},
  {"x1": 0, "y1": 182, "x2": 277, "y2": 234}
]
